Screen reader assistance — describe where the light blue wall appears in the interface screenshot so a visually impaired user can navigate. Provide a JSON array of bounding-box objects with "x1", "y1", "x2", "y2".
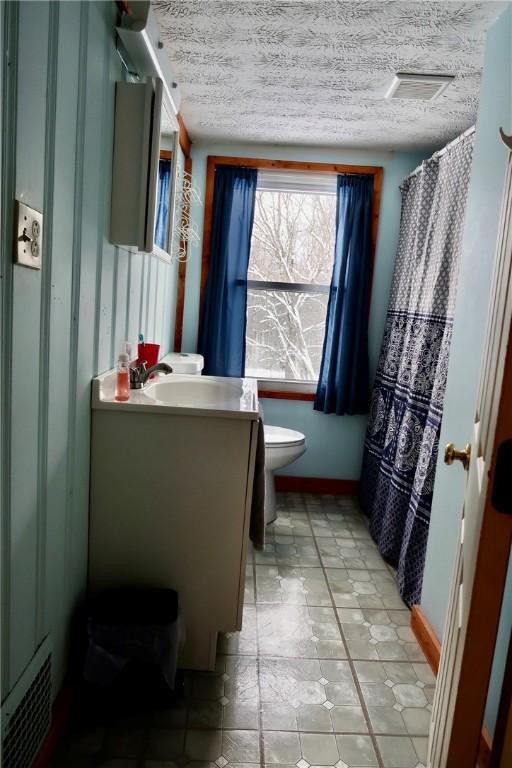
[
  {"x1": 420, "y1": 5, "x2": 512, "y2": 736},
  {"x1": 184, "y1": 143, "x2": 425, "y2": 479},
  {"x1": 0, "y1": 1, "x2": 177, "y2": 704}
]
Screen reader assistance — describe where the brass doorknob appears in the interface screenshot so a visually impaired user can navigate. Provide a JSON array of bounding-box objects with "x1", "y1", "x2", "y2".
[{"x1": 444, "y1": 443, "x2": 471, "y2": 471}]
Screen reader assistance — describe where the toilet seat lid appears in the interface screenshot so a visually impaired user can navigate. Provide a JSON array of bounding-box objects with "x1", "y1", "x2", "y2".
[{"x1": 264, "y1": 424, "x2": 305, "y2": 448}]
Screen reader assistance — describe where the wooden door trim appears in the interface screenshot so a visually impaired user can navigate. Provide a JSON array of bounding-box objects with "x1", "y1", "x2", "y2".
[
  {"x1": 411, "y1": 604, "x2": 493, "y2": 766},
  {"x1": 491, "y1": 630, "x2": 512, "y2": 767}
]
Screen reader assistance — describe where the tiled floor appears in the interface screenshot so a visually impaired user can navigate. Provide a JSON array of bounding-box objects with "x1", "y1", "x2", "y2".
[{"x1": 52, "y1": 493, "x2": 435, "y2": 768}]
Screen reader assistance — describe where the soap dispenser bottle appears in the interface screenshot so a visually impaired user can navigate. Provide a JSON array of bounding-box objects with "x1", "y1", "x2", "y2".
[{"x1": 115, "y1": 352, "x2": 130, "y2": 402}]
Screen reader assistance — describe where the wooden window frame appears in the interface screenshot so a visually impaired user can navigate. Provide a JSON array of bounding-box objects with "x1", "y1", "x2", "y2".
[
  {"x1": 199, "y1": 156, "x2": 383, "y2": 401},
  {"x1": 173, "y1": 115, "x2": 192, "y2": 352}
]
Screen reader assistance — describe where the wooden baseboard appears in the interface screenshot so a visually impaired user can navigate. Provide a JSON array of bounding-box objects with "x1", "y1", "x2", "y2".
[
  {"x1": 32, "y1": 679, "x2": 75, "y2": 768},
  {"x1": 411, "y1": 604, "x2": 441, "y2": 675},
  {"x1": 411, "y1": 604, "x2": 493, "y2": 767},
  {"x1": 274, "y1": 475, "x2": 359, "y2": 496}
]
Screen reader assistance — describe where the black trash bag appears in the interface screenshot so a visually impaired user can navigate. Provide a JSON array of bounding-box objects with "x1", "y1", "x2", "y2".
[{"x1": 84, "y1": 588, "x2": 184, "y2": 692}]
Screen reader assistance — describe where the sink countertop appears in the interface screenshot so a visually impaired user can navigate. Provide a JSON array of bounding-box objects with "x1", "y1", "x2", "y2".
[{"x1": 91, "y1": 366, "x2": 259, "y2": 421}]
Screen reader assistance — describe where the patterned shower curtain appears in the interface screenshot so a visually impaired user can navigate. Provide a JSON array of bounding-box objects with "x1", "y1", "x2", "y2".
[{"x1": 360, "y1": 133, "x2": 474, "y2": 607}]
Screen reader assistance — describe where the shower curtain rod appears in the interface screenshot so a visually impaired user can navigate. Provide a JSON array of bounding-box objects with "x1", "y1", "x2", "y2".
[{"x1": 404, "y1": 124, "x2": 476, "y2": 181}]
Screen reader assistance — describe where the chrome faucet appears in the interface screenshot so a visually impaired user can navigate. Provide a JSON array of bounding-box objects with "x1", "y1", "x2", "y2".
[{"x1": 130, "y1": 362, "x2": 173, "y2": 390}]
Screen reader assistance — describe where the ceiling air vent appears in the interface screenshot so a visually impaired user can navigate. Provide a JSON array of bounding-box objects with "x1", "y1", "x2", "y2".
[{"x1": 385, "y1": 73, "x2": 454, "y2": 101}]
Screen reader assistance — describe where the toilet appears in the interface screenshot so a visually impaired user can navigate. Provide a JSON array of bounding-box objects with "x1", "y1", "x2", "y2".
[
  {"x1": 162, "y1": 353, "x2": 307, "y2": 526},
  {"x1": 164, "y1": 352, "x2": 205, "y2": 375},
  {"x1": 263, "y1": 425, "x2": 306, "y2": 525}
]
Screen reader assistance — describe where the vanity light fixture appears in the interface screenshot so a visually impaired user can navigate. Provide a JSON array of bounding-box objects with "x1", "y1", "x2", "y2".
[{"x1": 117, "y1": 2, "x2": 181, "y2": 119}]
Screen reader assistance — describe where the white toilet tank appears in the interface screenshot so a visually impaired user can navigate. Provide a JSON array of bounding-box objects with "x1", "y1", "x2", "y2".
[{"x1": 164, "y1": 352, "x2": 204, "y2": 375}]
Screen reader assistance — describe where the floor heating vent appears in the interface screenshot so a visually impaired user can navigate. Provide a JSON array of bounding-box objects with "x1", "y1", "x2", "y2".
[{"x1": 1, "y1": 638, "x2": 52, "y2": 768}]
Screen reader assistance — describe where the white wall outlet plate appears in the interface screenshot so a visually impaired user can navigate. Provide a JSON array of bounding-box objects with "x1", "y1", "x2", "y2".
[{"x1": 14, "y1": 200, "x2": 43, "y2": 270}]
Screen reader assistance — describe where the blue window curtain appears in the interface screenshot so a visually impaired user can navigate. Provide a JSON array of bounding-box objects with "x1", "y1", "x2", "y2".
[
  {"x1": 155, "y1": 158, "x2": 171, "y2": 250},
  {"x1": 199, "y1": 165, "x2": 258, "y2": 377},
  {"x1": 314, "y1": 174, "x2": 374, "y2": 415}
]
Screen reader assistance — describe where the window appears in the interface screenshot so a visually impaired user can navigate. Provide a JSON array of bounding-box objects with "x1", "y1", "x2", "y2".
[
  {"x1": 245, "y1": 170, "x2": 337, "y2": 385},
  {"x1": 196, "y1": 156, "x2": 382, "y2": 400}
]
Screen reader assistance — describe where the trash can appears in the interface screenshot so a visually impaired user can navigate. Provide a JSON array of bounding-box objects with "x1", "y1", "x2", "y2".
[{"x1": 84, "y1": 587, "x2": 183, "y2": 691}]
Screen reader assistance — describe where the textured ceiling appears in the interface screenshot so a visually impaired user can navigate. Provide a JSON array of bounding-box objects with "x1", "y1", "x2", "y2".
[{"x1": 153, "y1": 1, "x2": 504, "y2": 149}]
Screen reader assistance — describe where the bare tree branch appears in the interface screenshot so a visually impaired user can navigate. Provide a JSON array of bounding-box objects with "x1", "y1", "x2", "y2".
[{"x1": 246, "y1": 188, "x2": 335, "y2": 380}]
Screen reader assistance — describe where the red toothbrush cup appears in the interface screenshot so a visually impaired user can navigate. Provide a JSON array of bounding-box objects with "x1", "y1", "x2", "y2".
[{"x1": 138, "y1": 342, "x2": 160, "y2": 369}]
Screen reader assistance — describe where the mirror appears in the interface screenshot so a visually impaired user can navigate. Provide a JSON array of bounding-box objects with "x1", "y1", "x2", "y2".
[
  {"x1": 110, "y1": 79, "x2": 180, "y2": 257},
  {"x1": 153, "y1": 102, "x2": 179, "y2": 261}
]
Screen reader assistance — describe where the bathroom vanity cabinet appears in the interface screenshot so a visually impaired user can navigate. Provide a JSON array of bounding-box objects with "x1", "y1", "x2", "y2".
[{"x1": 88, "y1": 370, "x2": 259, "y2": 671}]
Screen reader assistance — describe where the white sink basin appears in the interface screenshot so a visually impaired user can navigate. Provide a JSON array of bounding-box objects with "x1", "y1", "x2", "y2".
[
  {"x1": 91, "y1": 370, "x2": 259, "y2": 421},
  {"x1": 145, "y1": 377, "x2": 243, "y2": 408}
]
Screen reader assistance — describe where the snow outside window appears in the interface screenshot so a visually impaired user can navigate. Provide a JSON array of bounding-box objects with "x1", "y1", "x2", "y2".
[{"x1": 246, "y1": 170, "x2": 337, "y2": 384}]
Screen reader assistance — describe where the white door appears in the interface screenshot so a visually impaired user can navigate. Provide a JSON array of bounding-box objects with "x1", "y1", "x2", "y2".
[{"x1": 428, "y1": 148, "x2": 512, "y2": 766}]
